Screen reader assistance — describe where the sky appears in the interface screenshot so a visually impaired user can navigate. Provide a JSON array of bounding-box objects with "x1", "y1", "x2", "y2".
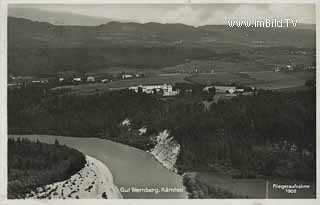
[{"x1": 9, "y1": 4, "x2": 316, "y2": 26}]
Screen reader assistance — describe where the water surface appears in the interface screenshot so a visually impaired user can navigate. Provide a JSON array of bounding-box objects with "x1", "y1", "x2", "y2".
[{"x1": 10, "y1": 135, "x2": 188, "y2": 199}]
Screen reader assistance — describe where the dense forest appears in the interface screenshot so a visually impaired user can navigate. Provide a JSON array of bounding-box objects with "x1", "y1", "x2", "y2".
[
  {"x1": 8, "y1": 84, "x2": 316, "y2": 181},
  {"x1": 8, "y1": 138, "x2": 86, "y2": 199}
]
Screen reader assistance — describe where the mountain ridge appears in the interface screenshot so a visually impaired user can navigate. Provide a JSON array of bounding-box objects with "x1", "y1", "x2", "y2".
[{"x1": 8, "y1": 16, "x2": 316, "y2": 76}]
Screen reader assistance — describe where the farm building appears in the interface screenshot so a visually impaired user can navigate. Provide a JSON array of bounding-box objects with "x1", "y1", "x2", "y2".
[
  {"x1": 203, "y1": 86, "x2": 237, "y2": 94},
  {"x1": 86, "y1": 76, "x2": 95, "y2": 82},
  {"x1": 129, "y1": 84, "x2": 179, "y2": 96},
  {"x1": 73, "y1": 77, "x2": 82, "y2": 82},
  {"x1": 214, "y1": 86, "x2": 236, "y2": 93},
  {"x1": 101, "y1": 79, "x2": 110, "y2": 83},
  {"x1": 286, "y1": 64, "x2": 294, "y2": 71},
  {"x1": 274, "y1": 67, "x2": 281, "y2": 72},
  {"x1": 122, "y1": 74, "x2": 134, "y2": 79}
]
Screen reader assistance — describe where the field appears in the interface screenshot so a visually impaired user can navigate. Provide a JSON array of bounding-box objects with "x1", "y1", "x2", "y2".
[
  {"x1": 52, "y1": 70, "x2": 312, "y2": 95},
  {"x1": 188, "y1": 72, "x2": 257, "y2": 85},
  {"x1": 244, "y1": 71, "x2": 306, "y2": 90},
  {"x1": 85, "y1": 67, "x2": 163, "y2": 76},
  {"x1": 52, "y1": 74, "x2": 190, "y2": 95},
  {"x1": 187, "y1": 71, "x2": 308, "y2": 90},
  {"x1": 162, "y1": 60, "x2": 271, "y2": 73},
  {"x1": 286, "y1": 71, "x2": 315, "y2": 80}
]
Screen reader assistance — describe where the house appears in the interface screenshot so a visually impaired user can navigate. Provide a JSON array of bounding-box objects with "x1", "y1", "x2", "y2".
[
  {"x1": 306, "y1": 65, "x2": 316, "y2": 70},
  {"x1": 40, "y1": 79, "x2": 49, "y2": 84},
  {"x1": 8, "y1": 75, "x2": 16, "y2": 80},
  {"x1": 101, "y1": 79, "x2": 109, "y2": 83},
  {"x1": 203, "y1": 85, "x2": 214, "y2": 92},
  {"x1": 286, "y1": 64, "x2": 294, "y2": 71},
  {"x1": 122, "y1": 74, "x2": 133, "y2": 79},
  {"x1": 86, "y1": 76, "x2": 95, "y2": 82},
  {"x1": 215, "y1": 86, "x2": 236, "y2": 94},
  {"x1": 31, "y1": 79, "x2": 49, "y2": 84},
  {"x1": 31, "y1": 80, "x2": 41, "y2": 83},
  {"x1": 129, "y1": 84, "x2": 179, "y2": 96},
  {"x1": 73, "y1": 77, "x2": 82, "y2": 82},
  {"x1": 235, "y1": 88, "x2": 245, "y2": 93},
  {"x1": 274, "y1": 67, "x2": 281, "y2": 72},
  {"x1": 203, "y1": 86, "x2": 236, "y2": 94},
  {"x1": 135, "y1": 73, "x2": 143, "y2": 78}
]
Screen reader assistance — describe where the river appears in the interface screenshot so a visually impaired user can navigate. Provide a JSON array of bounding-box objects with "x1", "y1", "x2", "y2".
[{"x1": 9, "y1": 135, "x2": 188, "y2": 199}]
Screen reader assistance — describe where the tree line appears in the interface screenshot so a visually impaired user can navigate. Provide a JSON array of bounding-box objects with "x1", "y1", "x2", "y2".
[{"x1": 8, "y1": 84, "x2": 316, "y2": 181}]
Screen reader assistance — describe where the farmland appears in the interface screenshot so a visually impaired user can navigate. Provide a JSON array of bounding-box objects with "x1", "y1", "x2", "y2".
[
  {"x1": 187, "y1": 72, "x2": 257, "y2": 85},
  {"x1": 51, "y1": 70, "x2": 314, "y2": 95},
  {"x1": 162, "y1": 60, "x2": 271, "y2": 73},
  {"x1": 187, "y1": 71, "x2": 311, "y2": 90},
  {"x1": 243, "y1": 71, "x2": 307, "y2": 90},
  {"x1": 52, "y1": 74, "x2": 190, "y2": 95}
]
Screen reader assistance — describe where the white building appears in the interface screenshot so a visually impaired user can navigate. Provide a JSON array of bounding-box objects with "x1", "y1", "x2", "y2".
[
  {"x1": 274, "y1": 67, "x2": 281, "y2": 72},
  {"x1": 73, "y1": 77, "x2": 82, "y2": 82},
  {"x1": 129, "y1": 84, "x2": 179, "y2": 96},
  {"x1": 286, "y1": 64, "x2": 294, "y2": 71},
  {"x1": 86, "y1": 76, "x2": 95, "y2": 82},
  {"x1": 122, "y1": 74, "x2": 133, "y2": 79},
  {"x1": 203, "y1": 86, "x2": 236, "y2": 94},
  {"x1": 235, "y1": 88, "x2": 245, "y2": 92},
  {"x1": 101, "y1": 79, "x2": 109, "y2": 83}
]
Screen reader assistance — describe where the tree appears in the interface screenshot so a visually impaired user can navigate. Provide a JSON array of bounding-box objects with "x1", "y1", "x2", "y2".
[
  {"x1": 54, "y1": 139, "x2": 60, "y2": 146},
  {"x1": 102, "y1": 192, "x2": 108, "y2": 199},
  {"x1": 208, "y1": 87, "x2": 216, "y2": 95}
]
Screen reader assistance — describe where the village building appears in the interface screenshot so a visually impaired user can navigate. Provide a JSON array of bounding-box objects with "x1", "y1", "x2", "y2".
[
  {"x1": 274, "y1": 67, "x2": 281, "y2": 72},
  {"x1": 129, "y1": 84, "x2": 179, "y2": 96},
  {"x1": 214, "y1": 86, "x2": 237, "y2": 94},
  {"x1": 86, "y1": 76, "x2": 95, "y2": 82},
  {"x1": 203, "y1": 85, "x2": 239, "y2": 94},
  {"x1": 73, "y1": 77, "x2": 82, "y2": 82},
  {"x1": 101, "y1": 79, "x2": 109, "y2": 83},
  {"x1": 122, "y1": 74, "x2": 133, "y2": 79},
  {"x1": 286, "y1": 64, "x2": 294, "y2": 71},
  {"x1": 235, "y1": 88, "x2": 245, "y2": 92}
]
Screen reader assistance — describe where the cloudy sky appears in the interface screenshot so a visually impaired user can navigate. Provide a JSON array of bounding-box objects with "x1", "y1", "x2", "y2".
[{"x1": 9, "y1": 4, "x2": 315, "y2": 26}]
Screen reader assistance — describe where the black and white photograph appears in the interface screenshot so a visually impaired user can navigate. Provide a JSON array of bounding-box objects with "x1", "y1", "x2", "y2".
[{"x1": 1, "y1": 0, "x2": 318, "y2": 201}]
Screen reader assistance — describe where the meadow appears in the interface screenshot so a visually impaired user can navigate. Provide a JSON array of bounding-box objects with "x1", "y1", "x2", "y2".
[
  {"x1": 244, "y1": 71, "x2": 306, "y2": 90},
  {"x1": 52, "y1": 70, "x2": 312, "y2": 95},
  {"x1": 187, "y1": 72, "x2": 257, "y2": 85},
  {"x1": 53, "y1": 74, "x2": 190, "y2": 95}
]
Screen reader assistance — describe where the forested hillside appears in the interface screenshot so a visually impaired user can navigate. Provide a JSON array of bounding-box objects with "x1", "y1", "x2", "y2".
[
  {"x1": 8, "y1": 17, "x2": 315, "y2": 75},
  {"x1": 8, "y1": 138, "x2": 86, "y2": 199},
  {"x1": 8, "y1": 85, "x2": 316, "y2": 181}
]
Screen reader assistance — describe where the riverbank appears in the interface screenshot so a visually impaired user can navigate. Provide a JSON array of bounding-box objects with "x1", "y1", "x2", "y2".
[
  {"x1": 9, "y1": 135, "x2": 188, "y2": 199},
  {"x1": 26, "y1": 155, "x2": 122, "y2": 199}
]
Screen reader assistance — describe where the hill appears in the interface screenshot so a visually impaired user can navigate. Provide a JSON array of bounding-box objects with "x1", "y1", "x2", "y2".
[
  {"x1": 8, "y1": 17, "x2": 316, "y2": 75},
  {"x1": 8, "y1": 7, "x2": 125, "y2": 26}
]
